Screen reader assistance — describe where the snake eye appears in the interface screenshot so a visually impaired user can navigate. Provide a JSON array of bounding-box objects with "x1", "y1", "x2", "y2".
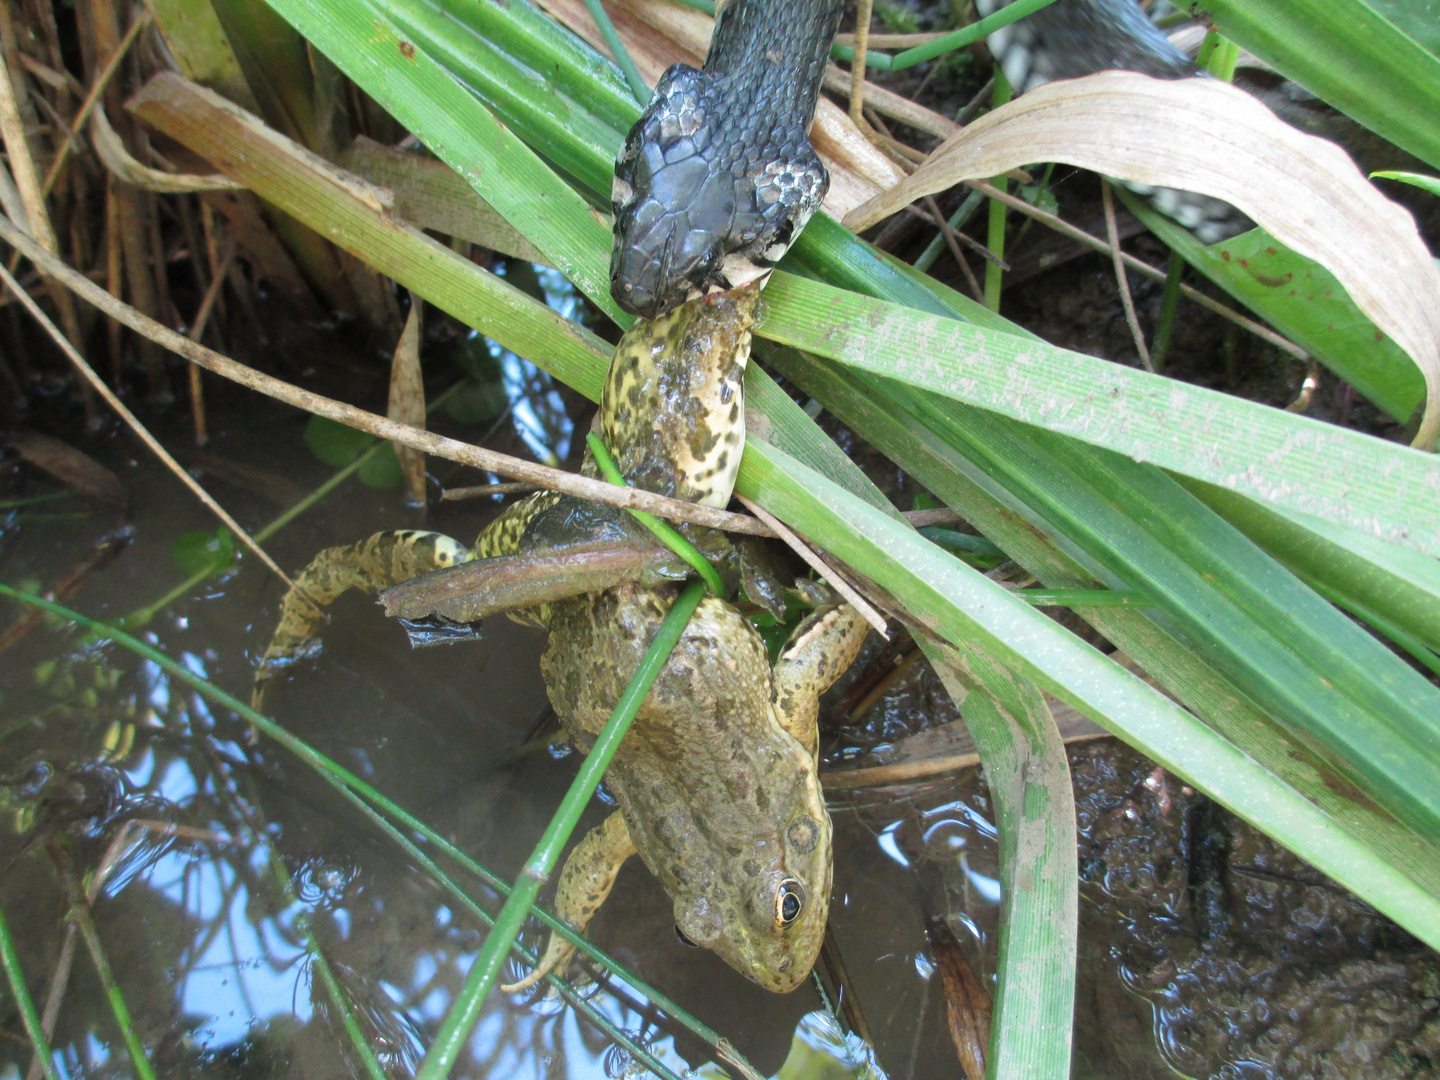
[
  {"x1": 775, "y1": 880, "x2": 805, "y2": 926},
  {"x1": 675, "y1": 925, "x2": 700, "y2": 948}
]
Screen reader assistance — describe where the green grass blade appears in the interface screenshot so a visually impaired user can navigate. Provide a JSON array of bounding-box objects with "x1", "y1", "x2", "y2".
[
  {"x1": 758, "y1": 271, "x2": 1439, "y2": 553},
  {"x1": 735, "y1": 441, "x2": 1440, "y2": 951},
  {"x1": 1179, "y1": 479, "x2": 1440, "y2": 655},
  {"x1": 0, "y1": 900, "x2": 62, "y2": 1080},
  {"x1": 1195, "y1": 0, "x2": 1440, "y2": 172},
  {"x1": 765, "y1": 349, "x2": 1440, "y2": 920},
  {"x1": 924, "y1": 642, "x2": 1077, "y2": 1078},
  {"x1": 415, "y1": 579, "x2": 705, "y2": 1080}
]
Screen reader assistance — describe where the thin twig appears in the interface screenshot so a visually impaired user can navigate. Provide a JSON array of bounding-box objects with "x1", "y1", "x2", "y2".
[
  {"x1": 909, "y1": 200, "x2": 1006, "y2": 266},
  {"x1": 0, "y1": 219, "x2": 967, "y2": 552},
  {"x1": 41, "y1": 8, "x2": 150, "y2": 197},
  {"x1": 442, "y1": 481, "x2": 539, "y2": 500},
  {"x1": 1286, "y1": 359, "x2": 1320, "y2": 413},
  {"x1": 0, "y1": 214, "x2": 777, "y2": 537},
  {"x1": 965, "y1": 179, "x2": 1310, "y2": 360},
  {"x1": 186, "y1": 242, "x2": 233, "y2": 445},
  {"x1": 848, "y1": 0, "x2": 873, "y2": 129},
  {"x1": 1102, "y1": 179, "x2": 1152, "y2": 371},
  {"x1": 0, "y1": 249, "x2": 299, "y2": 590},
  {"x1": 736, "y1": 494, "x2": 889, "y2": 637},
  {"x1": 922, "y1": 195, "x2": 985, "y2": 303},
  {"x1": 835, "y1": 31, "x2": 949, "y2": 47},
  {"x1": 956, "y1": 75, "x2": 995, "y2": 125},
  {"x1": 0, "y1": 42, "x2": 89, "y2": 418},
  {"x1": 824, "y1": 63, "x2": 961, "y2": 140},
  {"x1": 0, "y1": 49, "x2": 58, "y2": 254}
]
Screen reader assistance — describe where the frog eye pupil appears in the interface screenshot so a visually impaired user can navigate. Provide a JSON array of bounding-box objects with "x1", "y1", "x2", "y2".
[
  {"x1": 675, "y1": 925, "x2": 700, "y2": 947},
  {"x1": 776, "y1": 880, "x2": 804, "y2": 925}
]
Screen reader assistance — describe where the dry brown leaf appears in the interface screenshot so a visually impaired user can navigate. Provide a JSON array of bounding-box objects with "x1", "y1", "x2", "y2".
[
  {"x1": 926, "y1": 916, "x2": 992, "y2": 1080},
  {"x1": 843, "y1": 72, "x2": 1440, "y2": 448},
  {"x1": 90, "y1": 104, "x2": 243, "y2": 193},
  {"x1": 9, "y1": 429, "x2": 126, "y2": 505},
  {"x1": 390, "y1": 295, "x2": 427, "y2": 505}
]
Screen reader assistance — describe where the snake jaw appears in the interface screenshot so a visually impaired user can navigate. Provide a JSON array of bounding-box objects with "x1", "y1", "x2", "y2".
[{"x1": 610, "y1": 0, "x2": 840, "y2": 319}]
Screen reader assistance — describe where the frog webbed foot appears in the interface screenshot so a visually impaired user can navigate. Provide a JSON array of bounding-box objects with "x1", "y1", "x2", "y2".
[
  {"x1": 252, "y1": 530, "x2": 471, "y2": 709},
  {"x1": 501, "y1": 810, "x2": 637, "y2": 993}
]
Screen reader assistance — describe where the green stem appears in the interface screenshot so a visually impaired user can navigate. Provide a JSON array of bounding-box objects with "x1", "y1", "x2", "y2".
[
  {"x1": 414, "y1": 579, "x2": 706, "y2": 1080},
  {"x1": 586, "y1": 432, "x2": 725, "y2": 595},
  {"x1": 308, "y1": 941, "x2": 389, "y2": 1080},
  {"x1": 890, "y1": 0, "x2": 1062, "y2": 70},
  {"x1": 581, "y1": 0, "x2": 649, "y2": 102},
  {"x1": 1150, "y1": 250, "x2": 1185, "y2": 372},
  {"x1": 319, "y1": 755, "x2": 691, "y2": 1080},
  {"x1": 0, "y1": 899, "x2": 62, "y2": 1080},
  {"x1": 53, "y1": 844, "x2": 158, "y2": 1080},
  {"x1": 984, "y1": 70, "x2": 1013, "y2": 311},
  {"x1": 0, "y1": 582, "x2": 744, "y2": 1079}
]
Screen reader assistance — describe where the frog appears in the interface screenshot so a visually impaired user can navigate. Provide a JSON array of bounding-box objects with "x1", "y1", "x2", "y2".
[{"x1": 253, "y1": 281, "x2": 869, "y2": 993}]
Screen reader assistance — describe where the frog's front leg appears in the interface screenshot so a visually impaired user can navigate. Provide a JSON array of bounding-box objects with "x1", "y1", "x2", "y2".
[
  {"x1": 770, "y1": 600, "x2": 871, "y2": 757},
  {"x1": 253, "y1": 530, "x2": 471, "y2": 708},
  {"x1": 501, "y1": 810, "x2": 637, "y2": 993}
]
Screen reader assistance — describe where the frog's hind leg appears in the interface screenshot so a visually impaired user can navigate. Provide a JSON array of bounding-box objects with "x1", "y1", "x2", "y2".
[
  {"x1": 252, "y1": 530, "x2": 470, "y2": 708},
  {"x1": 501, "y1": 810, "x2": 637, "y2": 993},
  {"x1": 771, "y1": 600, "x2": 870, "y2": 757}
]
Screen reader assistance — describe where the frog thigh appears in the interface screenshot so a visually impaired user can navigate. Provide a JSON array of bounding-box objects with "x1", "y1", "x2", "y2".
[
  {"x1": 770, "y1": 602, "x2": 870, "y2": 756},
  {"x1": 253, "y1": 530, "x2": 469, "y2": 707},
  {"x1": 501, "y1": 810, "x2": 638, "y2": 993}
]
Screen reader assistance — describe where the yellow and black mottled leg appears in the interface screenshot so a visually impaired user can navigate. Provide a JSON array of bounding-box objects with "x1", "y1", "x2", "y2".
[
  {"x1": 252, "y1": 530, "x2": 470, "y2": 708},
  {"x1": 500, "y1": 810, "x2": 637, "y2": 993},
  {"x1": 770, "y1": 601, "x2": 870, "y2": 757}
]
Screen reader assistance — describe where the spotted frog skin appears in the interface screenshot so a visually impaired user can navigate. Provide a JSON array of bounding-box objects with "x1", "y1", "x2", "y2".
[{"x1": 254, "y1": 283, "x2": 868, "y2": 994}]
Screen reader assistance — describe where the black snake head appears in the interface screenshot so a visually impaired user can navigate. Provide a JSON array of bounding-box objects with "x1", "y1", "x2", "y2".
[{"x1": 610, "y1": 47, "x2": 832, "y2": 318}]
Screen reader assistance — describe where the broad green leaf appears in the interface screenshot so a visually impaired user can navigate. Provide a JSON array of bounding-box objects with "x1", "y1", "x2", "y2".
[
  {"x1": 1122, "y1": 202, "x2": 1425, "y2": 424},
  {"x1": 305, "y1": 413, "x2": 374, "y2": 466},
  {"x1": 760, "y1": 270, "x2": 1440, "y2": 553},
  {"x1": 170, "y1": 527, "x2": 235, "y2": 578},
  {"x1": 1195, "y1": 0, "x2": 1440, "y2": 173},
  {"x1": 739, "y1": 438, "x2": 1440, "y2": 950}
]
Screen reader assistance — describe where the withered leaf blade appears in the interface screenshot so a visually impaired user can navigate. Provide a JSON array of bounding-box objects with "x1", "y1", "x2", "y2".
[
  {"x1": 9, "y1": 429, "x2": 127, "y2": 506},
  {"x1": 379, "y1": 539, "x2": 691, "y2": 624},
  {"x1": 389, "y1": 294, "x2": 426, "y2": 506},
  {"x1": 926, "y1": 915, "x2": 992, "y2": 1080},
  {"x1": 843, "y1": 71, "x2": 1440, "y2": 448}
]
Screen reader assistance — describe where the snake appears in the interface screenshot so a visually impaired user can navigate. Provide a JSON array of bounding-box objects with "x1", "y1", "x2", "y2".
[{"x1": 609, "y1": 0, "x2": 1237, "y2": 323}]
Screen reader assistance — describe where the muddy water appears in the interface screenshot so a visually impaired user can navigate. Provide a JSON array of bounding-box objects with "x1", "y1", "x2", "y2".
[{"x1": 3, "y1": 308, "x2": 1437, "y2": 1078}]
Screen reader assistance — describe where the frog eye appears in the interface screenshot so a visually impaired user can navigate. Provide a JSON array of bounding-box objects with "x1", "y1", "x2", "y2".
[
  {"x1": 675, "y1": 925, "x2": 700, "y2": 948},
  {"x1": 775, "y1": 879, "x2": 805, "y2": 926}
]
